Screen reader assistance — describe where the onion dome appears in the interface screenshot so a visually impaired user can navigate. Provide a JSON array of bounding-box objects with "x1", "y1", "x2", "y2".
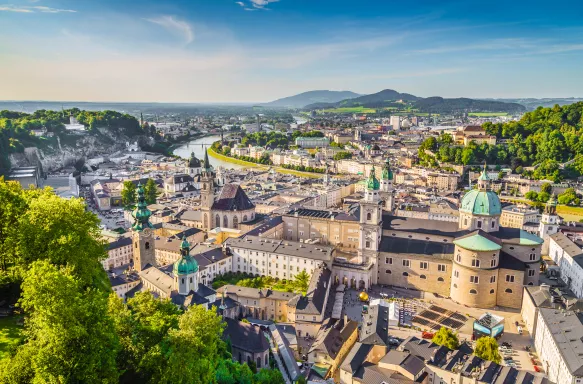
[
  {"x1": 460, "y1": 164, "x2": 501, "y2": 216},
  {"x1": 382, "y1": 158, "x2": 393, "y2": 181},
  {"x1": 131, "y1": 183, "x2": 153, "y2": 231},
  {"x1": 188, "y1": 152, "x2": 201, "y2": 168},
  {"x1": 367, "y1": 166, "x2": 380, "y2": 190},
  {"x1": 173, "y1": 237, "x2": 198, "y2": 275}
]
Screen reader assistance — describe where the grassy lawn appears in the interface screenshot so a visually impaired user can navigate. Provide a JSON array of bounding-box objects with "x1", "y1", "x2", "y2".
[
  {"x1": 468, "y1": 112, "x2": 509, "y2": 117},
  {"x1": 319, "y1": 106, "x2": 376, "y2": 114},
  {"x1": 0, "y1": 316, "x2": 23, "y2": 360},
  {"x1": 557, "y1": 205, "x2": 583, "y2": 222},
  {"x1": 208, "y1": 148, "x2": 322, "y2": 179}
]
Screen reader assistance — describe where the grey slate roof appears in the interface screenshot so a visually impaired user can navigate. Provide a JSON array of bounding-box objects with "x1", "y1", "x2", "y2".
[
  {"x1": 223, "y1": 318, "x2": 270, "y2": 354},
  {"x1": 341, "y1": 342, "x2": 372, "y2": 374},
  {"x1": 360, "y1": 303, "x2": 390, "y2": 346},
  {"x1": 212, "y1": 184, "x2": 255, "y2": 211},
  {"x1": 499, "y1": 251, "x2": 527, "y2": 271},
  {"x1": 288, "y1": 265, "x2": 332, "y2": 316},
  {"x1": 382, "y1": 214, "x2": 468, "y2": 238},
  {"x1": 379, "y1": 236, "x2": 454, "y2": 258}
]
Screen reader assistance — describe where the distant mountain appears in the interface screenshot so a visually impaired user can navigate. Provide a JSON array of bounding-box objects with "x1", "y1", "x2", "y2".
[
  {"x1": 482, "y1": 97, "x2": 583, "y2": 110},
  {"x1": 262, "y1": 90, "x2": 361, "y2": 108},
  {"x1": 304, "y1": 89, "x2": 526, "y2": 114}
]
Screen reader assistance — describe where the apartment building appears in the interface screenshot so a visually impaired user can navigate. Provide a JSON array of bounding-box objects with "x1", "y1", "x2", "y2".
[{"x1": 500, "y1": 205, "x2": 539, "y2": 229}]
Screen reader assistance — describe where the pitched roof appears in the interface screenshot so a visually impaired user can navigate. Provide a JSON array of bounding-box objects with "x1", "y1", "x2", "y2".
[
  {"x1": 288, "y1": 265, "x2": 332, "y2": 316},
  {"x1": 360, "y1": 303, "x2": 391, "y2": 346},
  {"x1": 212, "y1": 184, "x2": 255, "y2": 211},
  {"x1": 223, "y1": 318, "x2": 270, "y2": 354},
  {"x1": 379, "y1": 236, "x2": 454, "y2": 258}
]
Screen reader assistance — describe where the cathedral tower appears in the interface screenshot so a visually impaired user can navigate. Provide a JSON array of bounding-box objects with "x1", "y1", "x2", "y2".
[
  {"x1": 539, "y1": 193, "x2": 559, "y2": 254},
  {"x1": 358, "y1": 166, "x2": 383, "y2": 265},
  {"x1": 131, "y1": 183, "x2": 156, "y2": 272},
  {"x1": 200, "y1": 147, "x2": 215, "y2": 230},
  {"x1": 173, "y1": 237, "x2": 199, "y2": 295}
]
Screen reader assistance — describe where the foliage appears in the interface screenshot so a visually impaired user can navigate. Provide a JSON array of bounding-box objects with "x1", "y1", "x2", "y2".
[
  {"x1": 431, "y1": 327, "x2": 459, "y2": 350},
  {"x1": 558, "y1": 188, "x2": 581, "y2": 206},
  {"x1": 333, "y1": 151, "x2": 353, "y2": 161},
  {"x1": 537, "y1": 191, "x2": 550, "y2": 203},
  {"x1": 241, "y1": 131, "x2": 290, "y2": 148},
  {"x1": 213, "y1": 271, "x2": 310, "y2": 294},
  {"x1": 474, "y1": 336, "x2": 501, "y2": 364},
  {"x1": 525, "y1": 191, "x2": 538, "y2": 201},
  {"x1": 292, "y1": 130, "x2": 324, "y2": 139},
  {"x1": 254, "y1": 368, "x2": 286, "y2": 384},
  {"x1": 122, "y1": 181, "x2": 137, "y2": 208},
  {"x1": 329, "y1": 141, "x2": 345, "y2": 149},
  {"x1": 541, "y1": 182, "x2": 553, "y2": 194},
  {"x1": 295, "y1": 375, "x2": 308, "y2": 384},
  {"x1": 281, "y1": 164, "x2": 325, "y2": 173},
  {"x1": 144, "y1": 178, "x2": 160, "y2": 205},
  {"x1": 0, "y1": 261, "x2": 120, "y2": 384}
]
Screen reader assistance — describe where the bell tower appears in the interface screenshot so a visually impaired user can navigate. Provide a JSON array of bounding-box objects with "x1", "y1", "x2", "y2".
[
  {"x1": 539, "y1": 193, "x2": 559, "y2": 254},
  {"x1": 358, "y1": 166, "x2": 383, "y2": 265},
  {"x1": 200, "y1": 147, "x2": 215, "y2": 230},
  {"x1": 131, "y1": 183, "x2": 156, "y2": 272}
]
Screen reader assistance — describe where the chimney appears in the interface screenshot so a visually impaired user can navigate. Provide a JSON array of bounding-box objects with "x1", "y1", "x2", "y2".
[{"x1": 344, "y1": 314, "x2": 348, "y2": 325}]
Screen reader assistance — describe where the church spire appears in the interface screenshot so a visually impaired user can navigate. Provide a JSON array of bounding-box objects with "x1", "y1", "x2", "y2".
[
  {"x1": 131, "y1": 183, "x2": 153, "y2": 231},
  {"x1": 382, "y1": 157, "x2": 393, "y2": 181},
  {"x1": 367, "y1": 165, "x2": 380, "y2": 191},
  {"x1": 478, "y1": 163, "x2": 490, "y2": 190}
]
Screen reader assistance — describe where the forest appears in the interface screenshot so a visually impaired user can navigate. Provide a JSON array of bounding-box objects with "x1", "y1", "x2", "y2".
[{"x1": 418, "y1": 102, "x2": 583, "y2": 181}]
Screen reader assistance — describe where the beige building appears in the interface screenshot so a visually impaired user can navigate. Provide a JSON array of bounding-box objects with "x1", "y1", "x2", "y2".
[
  {"x1": 217, "y1": 285, "x2": 294, "y2": 321},
  {"x1": 500, "y1": 205, "x2": 539, "y2": 229}
]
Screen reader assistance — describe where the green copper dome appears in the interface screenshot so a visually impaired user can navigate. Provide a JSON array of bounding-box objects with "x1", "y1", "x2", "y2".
[
  {"x1": 173, "y1": 237, "x2": 198, "y2": 276},
  {"x1": 131, "y1": 183, "x2": 153, "y2": 231},
  {"x1": 367, "y1": 166, "x2": 380, "y2": 190},
  {"x1": 382, "y1": 158, "x2": 393, "y2": 181},
  {"x1": 460, "y1": 189, "x2": 501, "y2": 216}
]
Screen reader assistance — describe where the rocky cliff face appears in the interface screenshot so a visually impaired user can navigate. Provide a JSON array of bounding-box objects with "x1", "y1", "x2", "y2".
[{"x1": 10, "y1": 132, "x2": 152, "y2": 172}]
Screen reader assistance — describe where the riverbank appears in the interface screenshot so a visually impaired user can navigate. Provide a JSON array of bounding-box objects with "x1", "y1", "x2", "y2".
[{"x1": 207, "y1": 147, "x2": 323, "y2": 179}]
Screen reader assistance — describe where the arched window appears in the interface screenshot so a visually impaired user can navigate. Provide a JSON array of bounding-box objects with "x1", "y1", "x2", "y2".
[
  {"x1": 528, "y1": 282, "x2": 534, "y2": 286},
  {"x1": 265, "y1": 354, "x2": 268, "y2": 366},
  {"x1": 243, "y1": 215, "x2": 248, "y2": 222},
  {"x1": 491, "y1": 220, "x2": 496, "y2": 228},
  {"x1": 420, "y1": 275, "x2": 427, "y2": 279},
  {"x1": 181, "y1": 278, "x2": 185, "y2": 284},
  {"x1": 366, "y1": 212, "x2": 372, "y2": 221},
  {"x1": 223, "y1": 215, "x2": 228, "y2": 228},
  {"x1": 203, "y1": 213, "x2": 208, "y2": 228},
  {"x1": 469, "y1": 289, "x2": 477, "y2": 294},
  {"x1": 490, "y1": 289, "x2": 495, "y2": 294},
  {"x1": 386, "y1": 270, "x2": 392, "y2": 274},
  {"x1": 437, "y1": 277, "x2": 444, "y2": 282},
  {"x1": 257, "y1": 357, "x2": 261, "y2": 369},
  {"x1": 216, "y1": 214, "x2": 220, "y2": 228},
  {"x1": 233, "y1": 216, "x2": 239, "y2": 229},
  {"x1": 505, "y1": 288, "x2": 513, "y2": 293},
  {"x1": 403, "y1": 272, "x2": 409, "y2": 277},
  {"x1": 189, "y1": 277, "x2": 192, "y2": 283},
  {"x1": 464, "y1": 218, "x2": 468, "y2": 226},
  {"x1": 145, "y1": 242, "x2": 150, "y2": 250}
]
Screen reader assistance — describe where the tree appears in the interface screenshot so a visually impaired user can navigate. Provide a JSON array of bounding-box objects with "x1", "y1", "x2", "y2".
[
  {"x1": 254, "y1": 368, "x2": 285, "y2": 384},
  {"x1": 294, "y1": 375, "x2": 308, "y2": 384},
  {"x1": 537, "y1": 191, "x2": 550, "y2": 203},
  {"x1": 293, "y1": 270, "x2": 310, "y2": 294},
  {"x1": 333, "y1": 151, "x2": 352, "y2": 161},
  {"x1": 0, "y1": 180, "x2": 26, "y2": 274},
  {"x1": 541, "y1": 182, "x2": 552, "y2": 194},
  {"x1": 108, "y1": 292, "x2": 181, "y2": 383},
  {"x1": 525, "y1": 191, "x2": 538, "y2": 202},
  {"x1": 16, "y1": 192, "x2": 109, "y2": 289},
  {"x1": 122, "y1": 181, "x2": 137, "y2": 208},
  {"x1": 0, "y1": 261, "x2": 120, "y2": 383},
  {"x1": 144, "y1": 178, "x2": 159, "y2": 205},
  {"x1": 431, "y1": 327, "x2": 459, "y2": 350},
  {"x1": 153, "y1": 305, "x2": 226, "y2": 384},
  {"x1": 558, "y1": 188, "x2": 580, "y2": 206},
  {"x1": 474, "y1": 336, "x2": 501, "y2": 364}
]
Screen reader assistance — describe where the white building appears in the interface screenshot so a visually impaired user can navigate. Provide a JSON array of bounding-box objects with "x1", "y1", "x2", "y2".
[
  {"x1": 390, "y1": 116, "x2": 400, "y2": 130},
  {"x1": 225, "y1": 236, "x2": 333, "y2": 281},
  {"x1": 548, "y1": 232, "x2": 583, "y2": 298}
]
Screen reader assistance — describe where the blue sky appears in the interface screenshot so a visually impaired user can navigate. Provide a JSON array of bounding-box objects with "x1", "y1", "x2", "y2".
[{"x1": 1, "y1": 0, "x2": 583, "y2": 102}]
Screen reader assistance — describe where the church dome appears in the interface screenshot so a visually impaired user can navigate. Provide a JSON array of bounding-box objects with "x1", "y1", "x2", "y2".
[
  {"x1": 460, "y1": 189, "x2": 501, "y2": 216},
  {"x1": 188, "y1": 152, "x2": 201, "y2": 168},
  {"x1": 173, "y1": 254, "x2": 198, "y2": 275}
]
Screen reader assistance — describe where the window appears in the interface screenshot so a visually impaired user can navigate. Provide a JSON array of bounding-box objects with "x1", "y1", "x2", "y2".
[
  {"x1": 529, "y1": 253, "x2": 536, "y2": 261},
  {"x1": 145, "y1": 242, "x2": 150, "y2": 250},
  {"x1": 181, "y1": 278, "x2": 185, "y2": 284},
  {"x1": 490, "y1": 289, "x2": 495, "y2": 294},
  {"x1": 420, "y1": 262, "x2": 428, "y2": 270},
  {"x1": 471, "y1": 259, "x2": 480, "y2": 268},
  {"x1": 216, "y1": 215, "x2": 221, "y2": 228},
  {"x1": 454, "y1": 270, "x2": 459, "y2": 278},
  {"x1": 386, "y1": 269, "x2": 392, "y2": 274},
  {"x1": 366, "y1": 212, "x2": 371, "y2": 221},
  {"x1": 437, "y1": 277, "x2": 444, "y2": 282},
  {"x1": 438, "y1": 264, "x2": 446, "y2": 272},
  {"x1": 456, "y1": 254, "x2": 461, "y2": 262},
  {"x1": 477, "y1": 221, "x2": 482, "y2": 229},
  {"x1": 420, "y1": 275, "x2": 427, "y2": 279},
  {"x1": 403, "y1": 260, "x2": 410, "y2": 267},
  {"x1": 505, "y1": 288, "x2": 513, "y2": 293},
  {"x1": 453, "y1": 283, "x2": 458, "y2": 288},
  {"x1": 469, "y1": 289, "x2": 477, "y2": 294},
  {"x1": 470, "y1": 276, "x2": 479, "y2": 284},
  {"x1": 403, "y1": 272, "x2": 409, "y2": 277},
  {"x1": 491, "y1": 220, "x2": 496, "y2": 228},
  {"x1": 365, "y1": 241, "x2": 371, "y2": 249},
  {"x1": 528, "y1": 269, "x2": 535, "y2": 277},
  {"x1": 490, "y1": 259, "x2": 496, "y2": 267},
  {"x1": 299, "y1": 231, "x2": 304, "y2": 236},
  {"x1": 223, "y1": 215, "x2": 228, "y2": 228},
  {"x1": 233, "y1": 216, "x2": 238, "y2": 229},
  {"x1": 385, "y1": 257, "x2": 393, "y2": 264},
  {"x1": 490, "y1": 276, "x2": 496, "y2": 283},
  {"x1": 506, "y1": 275, "x2": 515, "y2": 283}
]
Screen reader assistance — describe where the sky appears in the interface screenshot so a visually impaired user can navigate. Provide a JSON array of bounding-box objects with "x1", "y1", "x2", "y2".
[{"x1": 1, "y1": 0, "x2": 583, "y2": 103}]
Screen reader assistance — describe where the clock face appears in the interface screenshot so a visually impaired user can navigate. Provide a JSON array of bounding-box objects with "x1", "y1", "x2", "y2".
[{"x1": 143, "y1": 228, "x2": 152, "y2": 237}]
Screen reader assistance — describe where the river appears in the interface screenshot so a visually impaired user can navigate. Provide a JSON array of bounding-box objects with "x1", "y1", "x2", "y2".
[{"x1": 172, "y1": 135, "x2": 246, "y2": 170}]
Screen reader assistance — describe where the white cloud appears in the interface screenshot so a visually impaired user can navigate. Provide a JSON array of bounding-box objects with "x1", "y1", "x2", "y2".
[
  {"x1": 250, "y1": 0, "x2": 279, "y2": 8},
  {"x1": 235, "y1": 1, "x2": 245, "y2": 6},
  {"x1": 144, "y1": 15, "x2": 194, "y2": 44},
  {"x1": 235, "y1": 0, "x2": 279, "y2": 10},
  {"x1": 0, "y1": 4, "x2": 76, "y2": 13}
]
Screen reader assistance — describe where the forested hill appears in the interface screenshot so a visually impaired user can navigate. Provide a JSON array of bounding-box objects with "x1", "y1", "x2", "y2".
[
  {"x1": 304, "y1": 89, "x2": 526, "y2": 114},
  {"x1": 0, "y1": 109, "x2": 146, "y2": 176},
  {"x1": 263, "y1": 90, "x2": 361, "y2": 108},
  {"x1": 418, "y1": 102, "x2": 583, "y2": 181}
]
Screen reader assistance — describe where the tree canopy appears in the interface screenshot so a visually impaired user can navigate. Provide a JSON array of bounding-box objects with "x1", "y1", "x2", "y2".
[
  {"x1": 474, "y1": 336, "x2": 501, "y2": 364},
  {"x1": 431, "y1": 327, "x2": 459, "y2": 350}
]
